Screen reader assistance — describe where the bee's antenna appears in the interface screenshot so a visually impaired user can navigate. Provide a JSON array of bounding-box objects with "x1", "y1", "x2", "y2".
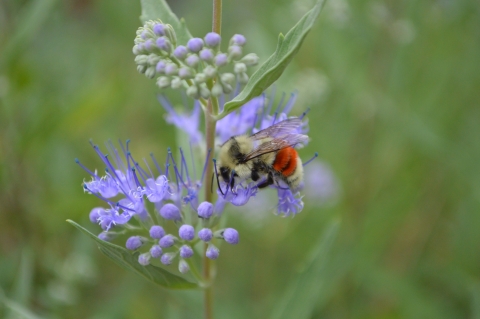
[
  {"x1": 303, "y1": 152, "x2": 319, "y2": 167},
  {"x1": 212, "y1": 159, "x2": 225, "y2": 196}
]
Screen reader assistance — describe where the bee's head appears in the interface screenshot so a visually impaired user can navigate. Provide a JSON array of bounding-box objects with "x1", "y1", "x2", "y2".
[{"x1": 219, "y1": 166, "x2": 231, "y2": 183}]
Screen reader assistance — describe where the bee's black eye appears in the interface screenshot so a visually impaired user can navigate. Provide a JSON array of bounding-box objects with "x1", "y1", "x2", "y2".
[{"x1": 219, "y1": 167, "x2": 230, "y2": 181}]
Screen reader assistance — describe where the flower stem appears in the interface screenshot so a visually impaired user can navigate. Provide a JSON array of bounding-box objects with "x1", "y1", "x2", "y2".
[{"x1": 203, "y1": 3, "x2": 222, "y2": 318}]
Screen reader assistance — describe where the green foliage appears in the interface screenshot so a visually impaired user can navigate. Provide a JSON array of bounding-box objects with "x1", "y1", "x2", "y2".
[
  {"x1": 140, "y1": 0, "x2": 192, "y2": 46},
  {"x1": 219, "y1": 0, "x2": 326, "y2": 118},
  {"x1": 67, "y1": 220, "x2": 198, "y2": 290}
]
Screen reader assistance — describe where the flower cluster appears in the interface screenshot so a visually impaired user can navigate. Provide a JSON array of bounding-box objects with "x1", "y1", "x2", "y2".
[
  {"x1": 77, "y1": 141, "x2": 243, "y2": 270},
  {"x1": 133, "y1": 20, "x2": 258, "y2": 99},
  {"x1": 159, "y1": 90, "x2": 314, "y2": 217}
]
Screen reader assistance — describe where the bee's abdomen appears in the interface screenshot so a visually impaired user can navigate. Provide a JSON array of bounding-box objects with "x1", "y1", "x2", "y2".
[{"x1": 273, "y1": 147, "x2": 298, "y2": 177}]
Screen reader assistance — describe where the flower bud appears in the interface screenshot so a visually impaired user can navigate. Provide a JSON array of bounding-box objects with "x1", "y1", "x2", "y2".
[
  {"x1": 165, "y1": 63, "x2": 178, "y2": 75},
  {"x1": 198, "y1": 228, "x2": 213, "y2": 242},
  {"x1": 211, "y1": 82, "x2": 223, "y2": 97},
  {"x1": 187, "y1": 38, "x2": 204, "y2": 52},
  {"x1": 215, "y1": 53, "x2": 228, "y2": 66},
  {"x1": 145, "y1": 67, "x2": 156, "y2": 79},
  {"x1": 161, "y1": 252, "x2": 176, "y2": 265},
  {"x1": 156, "y1": 76, "x2": 171, "y2": 88},
  {"x1": 163, "y1": 24, "x2": 177, "y2": 45},
  {"x1": 135, "y1": 54, "x2": 149, "y2": 65},
  {"x1": 156, "y1": 61, "x2": 166, "y2": 73},
  {"x1": 234, "y1": 63, "x2": 247, "y2": 74},
  {"x1": 126, "y1": 236, "x2": 143, "y2": 250},
  {"x1": 98, "y1": 231, "x2": 115, "y2": 241},
  {"x1": 179, "y1": 224, "x2": 195, "y2": 241},
  {"x1": 231, "y1": 34, "x2": 246, "y2": 46},
  {"x1": 159, "y1": 234, "x2": 175, "y2": 248},
  {"x1": 240, "y1": 53, "x2": 259, "y2": 66},
  {"x1": 173, "y1": 45, "x2": 188, "y2": 59},
  {"x1": 153, "y1": 23, "x2": 165, "y2": 36},
  {"x1": 237, "y1": 72, "x2": 249, "y2": 84},
  {"x1": 203, "y1": 66, "x2": 216, "y2": 78},
  {"x1": 149, "y1": 225, "x2": 165, "y2": 239},
  {"x1": 199, "y1": 49, "x2": 214, "y2": 62},
  {"x1": 186, "y1": 85, "x2": 199, "y2": 99},
  {"x1": 179, "y1": 245, "x2": 194, "y2": 258},
  {"x1": 138, "y1": 253, "x2": 151, "y2": 266},
  {"x1": 186, "y1": 54, "x2": 200, "y2": 67},
  {"x1": 198, "y1": 201, "x2": 213, "y2": 219},
  {"x1": 205, "y1": 32, "x2": 221, "y2": 47},
  {"x1": 199, "y1": 84, "x2": 211, "y2": 99},
  {"x1": 222, "y1": 228, "x2": 239, "y2": 244},
  {"x1": 171, "y1": 77, "x2": 182, "y2": 89},
  {"x1": 159, "y1": 203, "x2": 181, "y2": 220},
  {"x1": 178, "y1": 259, "x2": 190, "y2": 273},
  {"x1": 228, "y1": 45, "x2": 242, "y2": 59},
  {"x1": 150, "y1": 245, "x2": 163, "y2": 258},
  {"x1": 147, "y1": 54, "x2": 160, "y2": 66},
  {"x1": 220, "y1": 73, "x2": 235, "y2": 84},
  {"x1": 144, "y1": 40, "x2": 154, "y2": 52},
  {"x1": 178, "y1": 67, "x2": 192, "y2": 79},
  {"x1": 194, "y1": 73, "x2": 207, "y2": 83},
  {"x1": 206, "y1": 244, "x2": 219, "y2": 259},
  {"x1": 133, "y1": 45, "x2": 142, "y2": 55},
  {"x1": 156, "y1": 37, "x2": 171, "y2": 52},
  {"x1": 137, "y1": 65, "x2": 147, "y2": 74}
]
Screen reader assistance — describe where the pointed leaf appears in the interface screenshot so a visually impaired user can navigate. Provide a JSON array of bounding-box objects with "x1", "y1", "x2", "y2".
[
  {"x1": 67, "y1": 220, "x2": 198, "y2": 290},
  {"x1": 140, "y1": 0, "x2": 192, "y2": 46},
  {"x1": 219, "y1": 0, "x2": 326, "y2": 118},
  {"x1": 271, "y1": 220, "x2": 340, "y2": 319}
]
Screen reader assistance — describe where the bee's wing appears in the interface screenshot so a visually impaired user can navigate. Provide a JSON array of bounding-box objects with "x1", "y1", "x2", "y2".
[
  {"x1": 250, "y1": 118, "x2": 304, "y2": 141},
  {"x1": 242, "y1": 133, "x2": 309, "y2": 162}
]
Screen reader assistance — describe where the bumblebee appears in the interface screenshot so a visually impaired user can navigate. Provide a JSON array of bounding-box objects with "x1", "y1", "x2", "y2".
[{"x1": 216, "y1": 118, "x2": 308, "y2": 192}]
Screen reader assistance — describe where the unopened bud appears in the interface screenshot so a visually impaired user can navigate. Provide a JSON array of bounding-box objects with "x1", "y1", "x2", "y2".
[
  {"x1": 171, "y1": 77, "x2": 182, "y2": 89},
  {"x1": 186, "y1": 85, "x2": 199, "y2": 99},
  {"x1": 157, "y1": 76, "x2": 171, "y2": 88},
  {"x1": 240, "y1": 53, "x2": 259, "y2": 66}
]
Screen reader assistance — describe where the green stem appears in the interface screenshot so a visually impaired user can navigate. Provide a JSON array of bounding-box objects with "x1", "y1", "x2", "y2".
[{"x1": 203, "y1": 2, "x2": 222, "y2": 319}]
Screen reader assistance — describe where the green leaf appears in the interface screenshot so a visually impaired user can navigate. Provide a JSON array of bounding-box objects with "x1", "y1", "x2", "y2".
[
  {"x1": 219, "y1": 0, "x2": 326, "y2": 119},
  {"x1": 140, "y1": 0, "x2": 192, "y2": 46},
  {"x1": 271, "y1": 220, "x2": 340, "y2": 319},
  {"x1": 66, "y1": 220, "x2": 198, "y2": 290}
]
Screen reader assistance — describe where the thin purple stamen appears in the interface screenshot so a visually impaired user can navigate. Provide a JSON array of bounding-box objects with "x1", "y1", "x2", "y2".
[
  {"x1": 282, "y1": 92, "x2": 298, "y2": 115},
  {"x1": 143, "y1": 158, "x2": 155, "y2": 179},
  {"x1": 189, "y1": 142, "x2": 197, "y2": 181},
  {"x1": 299, "y1": 107, "x2": 310, "y2": 120},
  {"x1": 179, "y1": 148, "x2": 191, "y2": 183},
  {"x1": 150, "y1": 153, "x2": 163, "y2": 175},
  {"x1": 303, "y1": 152, "x2": 319, "y2": 167},
  {"x1": 75, "y1": 158, "x2": 99, "y2": 178}
]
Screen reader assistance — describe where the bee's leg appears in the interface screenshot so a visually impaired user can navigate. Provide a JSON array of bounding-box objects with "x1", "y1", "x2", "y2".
[
  {"x1": 257, "y1": 172, "x2": 274, "y2": 189},
  {"x1": 251, "y1": 170, "x2": 260, "y2": 181}
]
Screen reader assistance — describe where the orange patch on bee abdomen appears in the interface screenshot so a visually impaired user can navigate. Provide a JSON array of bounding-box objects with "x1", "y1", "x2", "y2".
[{"x1": 273, "y1": 147, "x2": 298, "y2": 176}]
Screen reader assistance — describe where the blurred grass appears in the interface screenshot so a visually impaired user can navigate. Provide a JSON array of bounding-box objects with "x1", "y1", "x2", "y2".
[{"x1": 1, "y1": 0, "x2": 480, "y2": 318}]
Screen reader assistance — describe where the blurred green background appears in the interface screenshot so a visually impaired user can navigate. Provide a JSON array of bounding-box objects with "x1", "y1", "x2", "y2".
[{"x1": 1, "y1": 0, "x2": 480, "y2": 318}]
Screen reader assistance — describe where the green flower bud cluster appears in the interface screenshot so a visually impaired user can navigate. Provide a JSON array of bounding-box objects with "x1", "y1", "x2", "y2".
[{"x1": 133, "y1": 20, "x2": 259, "y2": 99}]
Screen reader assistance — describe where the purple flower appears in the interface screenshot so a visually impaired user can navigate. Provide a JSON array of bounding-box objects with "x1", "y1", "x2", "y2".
[
  {"x1": 217, "y1": 181, "x2": 258, "y2": 207},
  {"x1": 149, "y1": 225, "x2": 165, "y2": 239},
  {"x1": 185, "y1": 54, "x2": 199, "y2": 67},
  {"x1": 143, "y1": 175, "x2": 169, "y2": 203},
  {"x1": 197, "y1": 201, "x2": 213, "y2": 219},
  {"x1": 179, "y1": 225, "x2": 195, "y2": 241},
  {"x1": 89, "y1": 207, "x2": 103, "y2": 223},
  {"x1": 206, "y1": 244, "x2": 219, "y2": 259},
  {"x1": 126, "y1": 236, "x2": 143, "y2": 250},
  {"x1": 158, "y1": 95, "x2": 203, "y2": 145},
  {"x1": 179, "y1": 245, "x2": 194, "y2": 258},
  {"x1": 222, "y1": 228, "x2": 239, "y2": 244},
  {"x1": 159, "y1": 234, "x2": 175, "y2": 248},
  {"x1": 187, "y1": 38, "x2": 204, "y2": 52},
  {"x1": 150, "y1": 245, "x2": 163, "y2": 258},
  {"x1": 205, "y1": 32, "x2": 221, "y2": 47},
  {"x1": 276, "y1": 188, "x2": 304, "y2": 217},
  {"x1": 198, "y1": 228, "x2": 213, "y2": 242}
]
